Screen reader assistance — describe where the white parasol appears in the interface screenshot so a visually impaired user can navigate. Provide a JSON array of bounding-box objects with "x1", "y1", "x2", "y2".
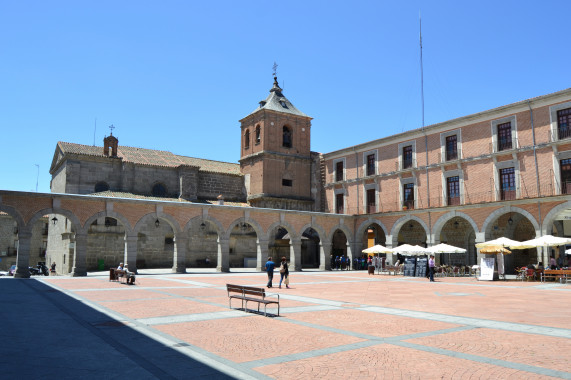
[{"x1": 362, "y1": 244, "x2": 393, "y2": 254}]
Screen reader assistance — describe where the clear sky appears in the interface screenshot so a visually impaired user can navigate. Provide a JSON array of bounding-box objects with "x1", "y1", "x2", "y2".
[{"x1": 1, "y1": 1, "x2": 569, "y2": 193}]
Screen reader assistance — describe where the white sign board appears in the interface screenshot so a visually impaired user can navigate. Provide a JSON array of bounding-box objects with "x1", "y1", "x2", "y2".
[{"x1": 479, "y1": 257, "x2": 495, "y2": 281}]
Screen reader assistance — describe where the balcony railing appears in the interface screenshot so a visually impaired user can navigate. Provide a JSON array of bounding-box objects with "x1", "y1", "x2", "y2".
[
  {"x1": 447, "y1": 196, "x2": 461, "y2": 206},
  {"x1": 489, "y1": 138, "x2": 519, "y2": 154},
  {"x1": 396, "y1": 158, "x2": 416, "y2": 171}
]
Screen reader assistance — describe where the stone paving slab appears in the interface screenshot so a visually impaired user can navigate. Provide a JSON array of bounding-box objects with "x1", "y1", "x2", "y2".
[{"x1": 4, "y1": 269, "x2": 571, "y2": 379}]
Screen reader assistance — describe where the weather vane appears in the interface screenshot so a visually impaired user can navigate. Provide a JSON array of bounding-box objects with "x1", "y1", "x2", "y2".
[
  {"x1": 272, "y1": 61, "x2": 278, "y2": 77},
  {"x1": 109, "y1": 124, "x2": 115, "y2": 135}
]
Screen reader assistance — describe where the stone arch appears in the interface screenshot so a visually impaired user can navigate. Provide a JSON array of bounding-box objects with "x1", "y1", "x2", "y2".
[
  {"x1": 299, "y1": 223, "x2": 326, "y2": 242},
  {"x1": 327, "y1": 223, "x2": 354, "y2": 243},
  {"x1": 481, "y1": 206, "x2": 539, "y2": 238},
  {"x1": 223, "y1": 217, "x2": 264, "y2": 240},
  {"x1": 183, "y1": 215, "x2": 224, "y2": 236},
  {"x1": 28, "y1": 208, "x2": 82, "y2": 233},
  {"x1": 265, "y1": 220, "x2": 300, "y2": 241},
  {"x1": 0, "y1": 204, "x2": 25, "y2": 231},
  {"x1": 355, "y1": 218, "x2": 389, "y2": 245},
  {"x1": 133, "y1": 212, "x2": 182, "y2": 234},
  {"x1": 389, "y1": 215, "x2": 429, "y2": 246},
  {"x1": 83, "y1": 210, "x2": 134, "y2": 235},
  {"x1": 540, "y1": 200, "x2": 571, "y2": 235},
  {"x1": 432, "y1": 211, "x2": 479, "y2": 244}
]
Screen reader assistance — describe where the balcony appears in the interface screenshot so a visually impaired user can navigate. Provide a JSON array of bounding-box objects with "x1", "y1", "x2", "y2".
[{"x1": 396, "y1": 158, "x2": 416, "y2": 171}]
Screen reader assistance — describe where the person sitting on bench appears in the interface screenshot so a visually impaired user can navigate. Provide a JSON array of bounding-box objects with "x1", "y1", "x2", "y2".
[{"x1": 123, "y1": 264, "x2": 136, "y2": 285}]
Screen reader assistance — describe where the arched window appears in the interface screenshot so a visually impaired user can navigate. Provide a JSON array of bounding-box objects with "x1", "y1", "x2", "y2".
[
  {"x1": 282, "y1": 126, "x2": 292, "y2": 148},
  {"x1": 152, "y1": 183, "x2": 167, "y2": 197},
  {"x1": 255, "y1": 125, "x2": 261, "y2": 144},
  {"x1": 244, "y1": 129, "x2": 250, "y2": 149},
  {"x1": 94, "y1": 181, "x2": 109, "y2": 193}
]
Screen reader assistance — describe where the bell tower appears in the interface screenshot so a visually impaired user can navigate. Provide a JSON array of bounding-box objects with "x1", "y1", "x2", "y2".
[{"x1": 239, "y1": 75, "x2": 314, "y2": 211}]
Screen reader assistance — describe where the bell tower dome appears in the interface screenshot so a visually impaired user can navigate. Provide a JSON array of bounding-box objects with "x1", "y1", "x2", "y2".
[{"x1": 239, "y1": 76, "x2": 314, "y2": 211}]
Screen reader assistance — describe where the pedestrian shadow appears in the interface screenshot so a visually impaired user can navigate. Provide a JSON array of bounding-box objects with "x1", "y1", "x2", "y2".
[{"x1": 0, "y1": 278, "x2": 236, "y2": 379}]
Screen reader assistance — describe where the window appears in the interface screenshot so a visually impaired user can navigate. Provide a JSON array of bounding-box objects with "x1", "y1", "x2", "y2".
[
  {"x1": 104, "y1": 217, "x2": 117, "y2": 227},
  {"x1": 94, "y1": 181, "x2": 109, "y2": 193},
  {"x1": 335, "y1": 161, "x2": 344, "y2": 182},
  {"x1": 366, "y1": 188, "x2": 376, "y2": 213},
  {"x1": 282, "y1": 126, "x2": 292, "y2": 148},
  {"x1": 445, "y1": 135, "x2": 458, "y2": 161},
  {"x1": 403, "y1": 146, "x2": 413, "y2": 169},
  {"x1": 255, "y1": 125, "x2": 261, "y2": 144},
  {"x1": 279, "y1": 100, "x2": 288, "y2": 108},
  {"x1": 366, "y1": 154, "x2": 375, "y2": 176},
  {"x1": 447, "y1": 176, "x2": 460, "y2": 206},
  {"x1": 497, "y1": 122, "x2": 512, "y2": 151},
  {"x1": 282, "y1": 179, "x2": 292, "y2": 187},
  {"x1": 499, "y1": 167, "x2": 516, "y2": 200},
  {"x1": 403, "y1": 183, "x2": 414, "y2": 209},
  {"x1": 335, "y1": 193, "x2": 344, "y2": 214},
  {"x1": 558, "y1": 108, "x2": 571, "y2": 140},
  {"x1": 244, "y1": 129, "x2": 250, "y2": 149},
  {"x1": 561, "y1": 158, "x2": 571, "y2": 194},
  {"x1": 152, "y1": 183, "x2": 167, "y2": 197}
]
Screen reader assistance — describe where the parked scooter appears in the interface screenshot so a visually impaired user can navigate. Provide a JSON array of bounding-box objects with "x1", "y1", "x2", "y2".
[{"x1": 29, "y1": 263, "x2": 49, "y2": 276}]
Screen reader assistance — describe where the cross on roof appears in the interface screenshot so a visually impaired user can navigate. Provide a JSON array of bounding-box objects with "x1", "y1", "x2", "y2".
[
  {"x1": 272, "y1": 62, "x2": 278, "y2": 77},
  {"x1": 109, "y1": 124, "x2": 115, "y2": 135}
]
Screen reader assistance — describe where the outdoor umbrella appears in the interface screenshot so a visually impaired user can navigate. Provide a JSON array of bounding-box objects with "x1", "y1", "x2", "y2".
[
  {"x1": 479, "y1": 245, "x2": 512, "y2": 254},
  {"x1": 427, "y1": 243, "x2": 467, "y2": 265},
  {"x1": 512, "y1": 235, "x2": 571, "y2": 249},
  {"x1": 475, "y1": 237, "x2": 522, "y2": 249},
  {"x1": 362, "y1": 244, "x2": 393, "y2": 254},
  {"x1": 391, "y1": 244, "x2": 427, "y2": 256}
]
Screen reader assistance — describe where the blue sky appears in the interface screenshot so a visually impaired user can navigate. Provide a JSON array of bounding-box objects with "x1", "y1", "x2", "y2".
[{"x1": 1, "y1": 1, "x2": 569, "y2": 193}]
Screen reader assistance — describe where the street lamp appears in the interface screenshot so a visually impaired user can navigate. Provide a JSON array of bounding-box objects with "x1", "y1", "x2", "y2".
[{"x1": 51, "y1": 216, "x2": 58, "y2": 225}]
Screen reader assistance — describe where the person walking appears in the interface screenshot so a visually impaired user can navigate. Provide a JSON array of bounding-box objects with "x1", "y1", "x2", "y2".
[
  {"x1": 265, "y1": 257, "x2": 275, "y2": 288},
  {"x1": 278, "y1": 256, "x2": 289, "y2": 288},
  {"x1": 428, "y1": 255, "x2": 435, "y2": 282}
]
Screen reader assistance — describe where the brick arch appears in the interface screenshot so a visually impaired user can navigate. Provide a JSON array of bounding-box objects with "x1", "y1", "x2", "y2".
[
  {"x1": 0, "y1": 204, "x2": 25, "y2": 231},
  {"x1": 266, "y1": 221, "x2": 300, "y2": 242},
  {"x1": 481, "y1": 206, "x2": 539, "y2": 238},
  {"x1": 28, "y1": 208, "x2": 82, "y2": 234},
  {"x1": 389, "y1": 215, "x2": 429, "y2": 246},
  {"x1": 327, "y1": 223, "x2": 353, "y2": 243},
  {"x1": 133, "y1": 212, "x2": 182, "y2": 234},
  {"x1": 355, "y1": 218, "x2": 389, "y2": 245},
  {"x1": 432, "y1": 211, "x2": 479, "y2": 243},
  {"x1": 183, "y1": 215, "x2": 224, "y2": 237},
  {"x1": 299, "y1": 223, "x2": 326, "y2": 242},
  {"x1": 539, "y1": 200, "x2": 571, "y2": 235},
  {"x1": 83, "y1": 211, "x2": 134, "y2": 235},
  {"x1": 223, "y1": 217, "x2": 263, "y2": 240}
]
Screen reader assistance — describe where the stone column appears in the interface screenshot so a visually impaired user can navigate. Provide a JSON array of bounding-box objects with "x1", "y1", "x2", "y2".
[
  {"x1": 172, "y1": 235, "x2": 187, "y2": 274},
  {"x1": 71, "y1": 232, "x2": 88, "y2": 277},
  {"x1": 319, "y1": 242, "x2": 332, "y2": 270},
  {"x1": 14, "y1": 231, "x2": 32, "y2": 278},
  {"x1": 217, "y1": 237, "x2": 230, "y2": 272},
  {"x1": 290, "y1": 238, "x2": 302, "y2": 271},
  {"x1": 124, "y1": 234, "x2": 138, "y2": 274},
  {"x1": 385, "y1": 235, "x2": 396, "y2": 265},
  {"x1": 256, "y1": 238, "x2": 269, "y2": 271}
]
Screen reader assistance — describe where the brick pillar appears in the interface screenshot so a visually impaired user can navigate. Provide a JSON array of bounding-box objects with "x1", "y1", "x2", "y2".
[
  {"x1": 172, "y1": 235, "x2": 187, "y2": 273},
  {"x1": 217, "y1": 237, "x2": 230, "y2": 272},
  {"x1": 14, "y1": 230, "x2": 32, "y2": 278},
  {"x1": 71, "y1": 232, "x2": 87, "y2": 277},
  {"x1": 256, "y1": 238, "x2": 269, "y2": 271},
  {"x1": 319, "y1": 242, "x2": 332, "y2": 270},
  {"x1": 124, "y1": 235, "x2": 138, "y2": 273},
  {"x1": 290, "y1": 238, "x2": 302, "y2": 271}
]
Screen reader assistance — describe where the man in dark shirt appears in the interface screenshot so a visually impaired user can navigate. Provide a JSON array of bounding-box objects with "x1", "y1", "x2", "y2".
[{"x1": 265, "y1": 257, "x2": 275, "y2": 288}]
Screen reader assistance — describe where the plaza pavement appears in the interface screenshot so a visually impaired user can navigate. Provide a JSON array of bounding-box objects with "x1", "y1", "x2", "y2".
[{"x1": 2, "y1": 268, "x2": 571, "y2": 379}]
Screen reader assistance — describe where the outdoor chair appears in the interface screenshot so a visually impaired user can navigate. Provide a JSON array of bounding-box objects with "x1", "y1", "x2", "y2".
[{"x1": 524, "y1": 268, "x2": 536, "y2": 281}]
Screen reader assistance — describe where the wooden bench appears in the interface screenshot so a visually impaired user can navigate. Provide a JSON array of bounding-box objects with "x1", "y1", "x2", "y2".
[
  {"x1": 110, "y1": 268, "x2": 135, "y2": 284},
  {"x1": 541, "y1": 269, "x2": 571, "y2": 283},
  {"x1": 226, "y1": 284, "x2": 280, "y2": 317}
]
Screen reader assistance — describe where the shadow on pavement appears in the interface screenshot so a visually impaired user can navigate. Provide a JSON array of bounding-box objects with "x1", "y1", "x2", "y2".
[{"x1": 0, "y1": 278, "x2": 235, "y2": 379}]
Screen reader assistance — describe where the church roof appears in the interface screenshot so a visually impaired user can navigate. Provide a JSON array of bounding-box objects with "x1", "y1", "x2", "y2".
[
  {"x1": 245, "y1": 76, "x2": 309, "y2": 118},
  {"x1": 55, "y1": 142, "x2": 241, "y2": 175},
  {"x1": 89, "y1": 191, "x2": 249, "y2": 207}
]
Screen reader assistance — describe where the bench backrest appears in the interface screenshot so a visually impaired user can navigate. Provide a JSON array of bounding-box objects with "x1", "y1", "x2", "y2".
[
  {"x1": 544, "y1": 269, "x2": 571, "y2": 275},
  {"x1": 226, "y1": 284, "x2": 265, "y2": 298}
]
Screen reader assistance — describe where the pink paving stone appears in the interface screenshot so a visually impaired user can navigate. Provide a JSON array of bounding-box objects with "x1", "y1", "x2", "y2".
[
  {"x1": 287, "y1": 308, "x2": 459, "y2": 338},
  {"x1": 78, "y1": 289, "x2": 172, "y2": 302},
  {"x1": 45, "y1": 277, "x2": 121, "y2": 290},
  {"x1": 254, "y1": 343, "x2": 559, "y2": 380},
  {"x1": 406, "y1": 328, "x2": 571, "y2": 372},
  {"x1": 154, "y1": 316, "x2": 364, "y2": 363},
  {"x1": 98, "y1": 297, "x2": 227, "y2": 319}
]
